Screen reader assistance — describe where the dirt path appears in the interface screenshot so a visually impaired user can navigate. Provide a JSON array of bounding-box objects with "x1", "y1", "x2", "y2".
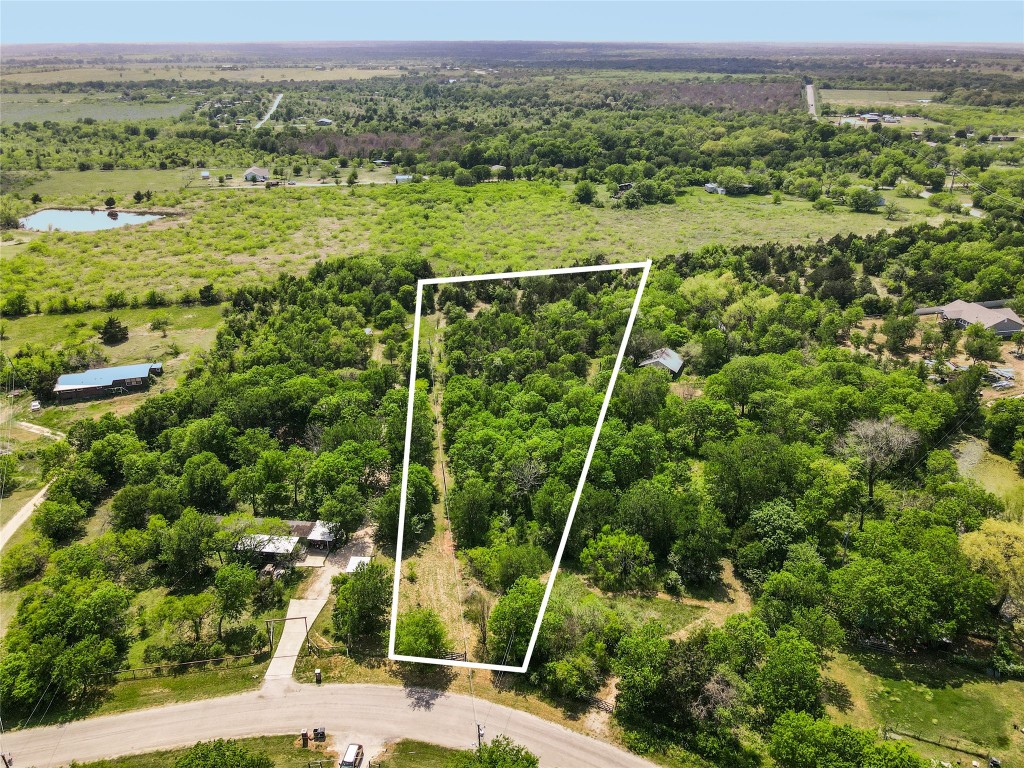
[
  {"x1": 0, "y1": 482, "x2": 51, "y2": 550},
  {"x1": 14, "y1": 421, "x2": 65, "y2": 440},
  {"x1": 254, "y1": 92, "x2": 283, "y2": 128},
  {"x1": 398, "y1": 312, "x2": 478, "y2": 657},
  {"x1": 669, "y1": 560, "x2": 752, "y2": 640}
]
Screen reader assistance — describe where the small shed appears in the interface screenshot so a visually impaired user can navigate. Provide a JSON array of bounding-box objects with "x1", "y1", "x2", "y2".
[
  {"x1": 372, "y1": 159, "x2": 392, "y2": 167},
  {"x1": 704, "y1": 183, "x2": 726, "y2": 195},
  {"x1": 639, "y1": 348, "x2": 684, "y2": 376},
  {"x1": 307, "y1": 520, "x2": 335, "y2": 551},
  {"x1": 200, "y1": 170, "x2": 211, "y2": 180},
  {"x1": 395, "y1": 175, "x2": 413, "y2": 184}
]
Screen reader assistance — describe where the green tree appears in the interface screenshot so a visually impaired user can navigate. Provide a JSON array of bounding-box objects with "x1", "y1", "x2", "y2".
[
  {"x1": 573, "y1": 180, "x2": 597, "y2": 204},
  {"x1": 158, "y1": 508, "x2": 218, "y2": 587},
  {"x1": 750, "y1": 627, "x2": 823, "y2": 724},
  {"x1": 332, "y1": 560, "x2": 392, "y2": 645},
  {"x1": 32, "y1": 499, "x2": 86, "y2": 541},
  {"x1": 962, "y1": 322, "x2": 1002, "y2": 361},
  {"x1": 847, "y1": 187, "x2": 881, "y2": 212},
  {"x1": 580, "y1": 527, "x2": 656, "y2": 593},
  {"x1": 181, "y1": 452, "x2": 231, "y2": 512},
  {"x1": 488, "y1": 577, "x2": 544, "y2": 665},
  {"x1": 99, "y1": 315, "x2": 129, "y2": 344},
  {"x1": 448, "y1": 736, "x2": 539, "y2": 768},
  {"x1": 449, "y1": 475, "x2": 493, "y2": 548},
  {"x1": 880, "y1": 314, "x2": 917, "y2": 356},
  {"x1": 394, "y1": 607, "x2": 450, "y2": 658},
  {"x1": 213, "y1": 563, "x2": 258, "y2": 638}
]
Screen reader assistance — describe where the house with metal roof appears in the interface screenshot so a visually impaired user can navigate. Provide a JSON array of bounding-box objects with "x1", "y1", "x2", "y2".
[
  {"x1": 638, "y1": 347, "x2": 684, "y2": 375},
  {"x1": 53, "y1": 362, "x2": 162, "y2": 402},
  {"x1": 939, "y1": 300, "x2": 1023, "y2": 338}
]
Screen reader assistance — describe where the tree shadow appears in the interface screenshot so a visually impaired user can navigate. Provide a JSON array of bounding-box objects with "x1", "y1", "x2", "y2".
[
  {"x1": 396, "y1": 663, "x2": 456, "y2": 710},
  {"x1": 822, "y1": 677, "x2": 854, "y2": 713},
  {"x1": 848, "y1": 648, "x2": 980, "y2": 690}
]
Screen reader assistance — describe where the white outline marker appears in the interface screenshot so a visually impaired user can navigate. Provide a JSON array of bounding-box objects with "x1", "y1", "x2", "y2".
[{"x1": 388, "y1": 260, "x2": 652, "y2": 672}]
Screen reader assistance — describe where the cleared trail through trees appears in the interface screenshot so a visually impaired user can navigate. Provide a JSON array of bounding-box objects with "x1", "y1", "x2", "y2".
[{"x1": 401, "y1": 310, "x2": 480, "y2": 661}]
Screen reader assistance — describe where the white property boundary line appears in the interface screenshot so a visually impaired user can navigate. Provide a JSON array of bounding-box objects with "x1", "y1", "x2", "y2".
[{"x1": 388, "y1": 260, "x2": 652, "y2": 672}]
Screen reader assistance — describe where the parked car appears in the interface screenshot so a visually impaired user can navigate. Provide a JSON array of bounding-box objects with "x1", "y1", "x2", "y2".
[
  {"x1": 29, "y1": 400, "x2": 41, "y2": 412},
  {"x1": 340, "y1": 743, "x2": 364, "y2": 767}
]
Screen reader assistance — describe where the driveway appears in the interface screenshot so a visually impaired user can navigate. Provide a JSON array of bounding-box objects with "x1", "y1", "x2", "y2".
[
  {"x1": 0, "y1": 482, "x2": 51, "y2": 550},
  {"x1": 0, "y1": 682, "x2": 656, "y2": 768}
]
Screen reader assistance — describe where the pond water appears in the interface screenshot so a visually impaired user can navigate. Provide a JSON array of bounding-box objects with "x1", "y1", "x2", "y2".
[{"x1": 19, "y1": 208, "x2": 163, "y2": 232}]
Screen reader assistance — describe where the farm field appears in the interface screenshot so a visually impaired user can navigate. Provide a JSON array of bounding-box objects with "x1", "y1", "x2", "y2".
[
  {"x1": 1, "y1": 182, "x2": 954, "y2": 309},
  {"x1": 817, "y1": 89, "x2": 939, "y2": 106},
  {"x1": 0, "y1": 92, "x2": 193, "y2": 123},
  {"x1": 1, "y1": 65, "x2": 409, "y2": 85}
]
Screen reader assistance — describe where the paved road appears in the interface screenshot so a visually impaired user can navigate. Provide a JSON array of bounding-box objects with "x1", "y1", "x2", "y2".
[
  {"x1": 0, "y1": 682, "x2": 656, "y2": 768},
  {"x1": 806, "y1": 83, "x2": 817, "y2": 118},
  {"x1": 0, "y1": 482, "x2": 51, "y2": 550},
  {"x1": 254, "y1": 93, "x2": 283, "y2": 129}
]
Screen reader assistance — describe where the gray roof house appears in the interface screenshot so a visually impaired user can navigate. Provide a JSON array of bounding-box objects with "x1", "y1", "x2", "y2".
[
  {"x1": 53, "y1": 362, "x2": 163, "y2": 402},
  {"x1": 244, "y1": 166, "x2": 270, "y2": 182},
  {"x1": 639, "y1": 348, "x2": 684, "y2": 375},
  {"x1": 940, "y1": 300, "x2": 1023, "y2": 338}
]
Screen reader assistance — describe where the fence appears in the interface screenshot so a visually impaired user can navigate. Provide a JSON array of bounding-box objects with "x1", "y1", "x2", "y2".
[
  {"x1": 90, "y1": 652, "x2": 262, "y2": 682},
  {"x1": 883, "y1": 725, "x2": 990, "y2": 760}
]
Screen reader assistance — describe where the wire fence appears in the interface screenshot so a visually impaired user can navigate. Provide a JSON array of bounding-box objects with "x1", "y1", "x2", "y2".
[{"x1": 88, "y1": 652, "x2": 264, "y2": 682}]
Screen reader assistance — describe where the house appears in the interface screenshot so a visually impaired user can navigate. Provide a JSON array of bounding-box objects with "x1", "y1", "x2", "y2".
[
  {"x1": 315, "y1": 118, "x2": 333, "y2": 126},
  {"x1": 989, "y1": 135, "x2": 1018, "y2": 142},
  {"x1": 704, "y1": 183, "x2": 726, "y2": 195},
  {"x1": 372, "y1": 159, "x2": 392, "y2": 167},
  {"x1": 938, "y1": 300, "x2": 1023, "y2": 338},
  {"x1": 244, "y1": 166, "x2": 270, "y2": 183},
  {"x1": 234, "y1": 534, "x2": 301, "y2": 564},
  {"x1": 394, "y1": 174, "x2": 413, "y2": 184},
  {"x1": 53, "y1": 362, "x2": 162, "y2": 403},
  {"x1": 863, "y1": 113, "x2": 882, "y2": 123},
  {"x1": 638, "y1": 347, "x2": 684, "y2": 376},
  {"x1": 200, "y1": 171, "x2": 210, "y2": 180}
]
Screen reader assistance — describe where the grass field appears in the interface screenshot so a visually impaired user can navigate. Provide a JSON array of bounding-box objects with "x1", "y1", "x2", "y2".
[
  {"x1": 954, "y1": 436, "x2": 1024, "y2": 521},
  {"x1": 1, "y1": 181, "x2": 954, "y2": 309},
  {"x1": 70, "y1": 734, "x2": 333, "y2": 768},
  {"x1": 0, "y1": 92, "x2": 193, "y2": 123},
  {"x1": 818, "y1": 89, "x2": 939, "y2": 106},
  {"x1": 70, "y1": 736, "x2": 456, "y2": 768},
  {"x1": 825, "y1": 650, "x2": 1024, "y2": 766},
  {"x1": 599, "y1": 592, "x2": 707, "y2": 635},
  {"x1": 11, "y1": 168, "x2": 195, "y2": 198},
  {"x1": 2, "y1": 65, "x2": 407, "y2": 85}
]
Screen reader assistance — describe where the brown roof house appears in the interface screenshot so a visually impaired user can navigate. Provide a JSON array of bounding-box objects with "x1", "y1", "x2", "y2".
[{"x1": 940, "y1": 300, "x2": 1023, "y2": 338}]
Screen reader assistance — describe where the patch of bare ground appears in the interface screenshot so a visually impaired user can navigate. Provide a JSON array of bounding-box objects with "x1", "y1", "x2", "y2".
[{"x1": 669, "y1": 560, "x2": 752, "y2": 641}]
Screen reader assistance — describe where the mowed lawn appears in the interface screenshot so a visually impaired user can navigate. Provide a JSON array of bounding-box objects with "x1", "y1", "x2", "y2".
[
  {"x1": 2, "y1": 181, "x2": 956, "y2": 308},
  {"x1": 825, "y1": 650, "x2": 1024, "y2": 766}
]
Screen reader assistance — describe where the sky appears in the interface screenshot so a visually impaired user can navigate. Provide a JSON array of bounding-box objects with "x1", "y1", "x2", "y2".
[{"x1": 1, "y1": 0, "x2": 1022, "y2": 45}]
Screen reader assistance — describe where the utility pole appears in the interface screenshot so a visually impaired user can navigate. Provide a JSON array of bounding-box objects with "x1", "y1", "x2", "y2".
[{"x1": 476, "y1": 723, "x2": 485, "y2": 750}]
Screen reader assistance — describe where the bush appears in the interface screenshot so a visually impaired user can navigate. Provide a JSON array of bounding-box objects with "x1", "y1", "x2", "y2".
[
  {"x1": 0, "y1": 536, "x2": 52, "y2": 588},
  {"x1": 454, "y1": 169, "x2": 476, "y2": 187},
  {"x1": 32, "y1": 499, "x2": 86, "y2": 541}
]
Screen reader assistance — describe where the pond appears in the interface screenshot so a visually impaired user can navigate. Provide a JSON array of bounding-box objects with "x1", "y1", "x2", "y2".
[{"x1": 19, "y1": 208, "x2": 163, "y2": 232}]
